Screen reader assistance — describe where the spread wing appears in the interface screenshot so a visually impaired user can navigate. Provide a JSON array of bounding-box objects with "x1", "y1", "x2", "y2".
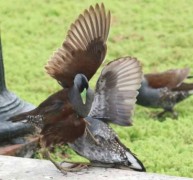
[
  {"x1": 45, "y1": 3, "x2": 111, "y2": 88},
  {"x1": 88, "y1": 57, "x2": 142, "y2": 126},
  {"x1": 145, "y1": 68, "x2": 190, "y2": 89}
]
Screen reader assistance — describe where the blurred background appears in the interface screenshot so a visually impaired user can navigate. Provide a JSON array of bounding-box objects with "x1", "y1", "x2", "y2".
[{"x1": 0, "y1": 0, "x2": 193, "y2": 177}]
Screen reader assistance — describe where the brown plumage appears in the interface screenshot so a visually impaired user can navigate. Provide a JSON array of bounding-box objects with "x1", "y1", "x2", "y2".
[
  {"x1": 45, "y1": 3, "x2": 111, "y2": 88},
  {"x1": 9, "y1": 4, "x2": 145, "y2": 173},
  {"x1": 145, "y1": 68, "x2": 190, "y2": 89},
  {"x1": 9, "y1": 3, "x2": 111, "y2": 147},
  {"x1": 41, "y1": 113, "x2": 86, "y2": 146},
  {"x1": 8, "y1": 87, "x2": 88, "y2": 146}
]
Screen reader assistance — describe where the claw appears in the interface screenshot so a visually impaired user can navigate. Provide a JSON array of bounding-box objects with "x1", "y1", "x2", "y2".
[
  {"x1": 47, "y1": 155, "x2": 89, "y2": 174},
  {"x1": 60, "y1": 161, "x2": 89, "y2": 171},
  {"x1": 39, "y1": 138, "x2": 89, "y2": 174}
]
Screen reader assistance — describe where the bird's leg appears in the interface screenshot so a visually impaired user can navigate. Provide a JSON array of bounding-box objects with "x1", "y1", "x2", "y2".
[
  {"x1": 45, "y1": 149, "x2": 89, "y2": 172},
  {"x1": 157, "y1": 109, "x2": 178, "y2": 119},
  {"x1": 86, "y1": 126, "x2": 100, "y2": 145},
  {"x1": 84, "y1": 120, "x2": 99, "y2": 145},
  {"x1": 169, "y1": 109, "x2": 178, "y2": 119},
  {"x1": 39, "y1": 138, "x2": 69, "y2": 174},
  {"x1": 157, "y1": 110, "x2": 167, "y2": 118},
  {"x1": 60, "y1": 160, "x2": 90, "y2": 171},
  {"x1": 39, "y1": 139, "x2": 88, "y2": 174}
]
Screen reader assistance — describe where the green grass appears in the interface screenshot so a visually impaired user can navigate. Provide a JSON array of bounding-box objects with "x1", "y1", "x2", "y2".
[{"x1": 1, "y1": 0, "x2": 193, "y2": 178}]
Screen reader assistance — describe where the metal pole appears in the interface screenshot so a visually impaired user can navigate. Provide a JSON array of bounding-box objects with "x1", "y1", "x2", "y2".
[
  {"x1": 0, "y1": 33, "x2": 6, "y2": 92},
  {"x1": 0, "y1": 34, "x2": 35, "y2": 142}
]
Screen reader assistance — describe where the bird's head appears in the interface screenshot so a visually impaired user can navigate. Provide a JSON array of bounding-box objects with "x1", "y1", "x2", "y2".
[{"x1": 74, "y1": 74, "x2": 89, "y2": 93}]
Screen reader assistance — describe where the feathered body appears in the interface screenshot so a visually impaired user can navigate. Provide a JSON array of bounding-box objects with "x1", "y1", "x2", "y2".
[
  {"x1": 9, "y1": 4, "x2": 146, "y2": 172},
  {"x1": 69, "y1": 57, "x2": 145, "y2": 171},
  {"x1": 9, "y1": 83, "x2": 89, "y2": 146},
  {"x1": 69, "y1": 116, "x2": 145, "y2": 172},
  {"x1": 9, "y1": 3, "x2": 110, "y2": 146},
  {"x1": 137, "y1": 68, "x2": 193, "y2": 116}
]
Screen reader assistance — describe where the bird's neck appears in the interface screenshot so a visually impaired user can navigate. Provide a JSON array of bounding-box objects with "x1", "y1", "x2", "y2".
[
  {"x1": 68, "y1": 86, "x2": 94, "y2": 117},
  {"x1": 137, "y1": 81, "x2": 161, "y2": 107}
]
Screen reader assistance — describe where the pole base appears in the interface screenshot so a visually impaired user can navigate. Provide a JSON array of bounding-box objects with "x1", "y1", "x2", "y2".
[{"x1": 0, "y1": 90, "x2": 35, "y2": 142}]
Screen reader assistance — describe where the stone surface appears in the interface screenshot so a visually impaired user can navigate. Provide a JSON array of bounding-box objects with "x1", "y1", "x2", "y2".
[{"x1": 0, "y1": 155, "x2": 192, "y2": 180}]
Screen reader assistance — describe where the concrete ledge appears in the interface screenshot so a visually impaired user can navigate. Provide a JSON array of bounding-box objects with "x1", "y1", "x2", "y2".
[{"x1": 0, "y1": 155, "x2": 192, "y2": 180}]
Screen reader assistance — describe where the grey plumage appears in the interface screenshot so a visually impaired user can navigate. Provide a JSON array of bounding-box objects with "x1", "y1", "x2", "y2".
[
  {"x1": 69, "y1": 116, "x2": 146, "y2": 171},
  {"x1": 138, "y1": 77, "x2": 190, "y2": 109},
  {"x1": 89, "y1": 57, "x2": 142, "y2": 126},
  {"x1": 137, "y1": 68, "x2": 193, "y2": 117},
  {"x1": 69, "y1": 57, "x2": 145, "y2": 172},
  {"x1": 68, "y1": 74, "x2": 94, "y2": 117}
]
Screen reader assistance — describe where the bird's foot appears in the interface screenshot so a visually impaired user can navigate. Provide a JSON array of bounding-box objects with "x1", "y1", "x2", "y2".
[
  {"x1": 38, "y1": 139, "x2": 68, "y2": 175},
  {"x1": 157, "y1": 110, "x2": 178, "y2": 120},
  {"x1": 42, "y1": 149, "x2": 69, "y2": 175},
  {"x1": 60, "y1": 161, "x2": 90, "y2": 172},
  {"x1": 157, "y1": 111, "x2": 167, "y2": 119},
  {"x1": 52, "y1": 160, "x2": 89, "y2": 174},
  {"x1": 41, "y1": 148, "x2": 89, "y2": 174}
]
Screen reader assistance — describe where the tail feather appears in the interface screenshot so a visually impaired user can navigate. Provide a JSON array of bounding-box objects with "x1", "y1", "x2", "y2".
[
  {"x1": 8, "y1": 109, "x2": 36, "y2": 122},
  {"x1": 8, "y1": 113, "x2": 29, "y2": 122},
  {"x1": 115, "y1": 137, "x2": 146, "y2": 172},
  {"x1": 125, "y1": 151, "x2": 146, "y2": 172},
  {"x1": 8, "y1": 110, "x2": 44, "y2": 129},
  {"x1": 173, "y1": 82, "x2": 193, "y2": 91}
]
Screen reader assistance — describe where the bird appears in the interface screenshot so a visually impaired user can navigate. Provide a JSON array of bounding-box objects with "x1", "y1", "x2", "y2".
[
  {"x1": 8, "y1": 3, "x2": 110, "y2": 173},
  {"x1": 9, "y1": 4, "x2": 145, "y2": 173},
  {"x1": 9, "y1": 3, "x2": 111, "y2": 146},
  {"x1": 9, "y1": 74, "x2": 93, "y2": 146},
  {"x1": 9, "y1": 56, "x2": 145, "y2": 172},
  {"x1": 136, "y1": 68, "x2": 193, "y2": 118},
  {"x1": 68, "y1": 56, "x2": 145, "y2": 172}
]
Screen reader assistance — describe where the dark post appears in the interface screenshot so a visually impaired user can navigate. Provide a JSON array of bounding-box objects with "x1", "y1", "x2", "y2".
[{"x1": 0, "y1": 34, "x2": 35, "y2": 142}]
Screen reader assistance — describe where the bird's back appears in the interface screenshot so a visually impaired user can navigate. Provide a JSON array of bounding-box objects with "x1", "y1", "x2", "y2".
[{"x1": 137, "y1": 78, "x2": 192, "y2": 111}]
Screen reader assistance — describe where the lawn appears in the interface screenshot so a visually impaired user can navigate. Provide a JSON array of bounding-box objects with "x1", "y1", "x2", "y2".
[{"x1": 1, "y1": 0, "x2": 193, "y2": 178}]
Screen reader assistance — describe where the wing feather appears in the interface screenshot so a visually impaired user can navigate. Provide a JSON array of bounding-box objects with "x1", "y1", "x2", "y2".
[
  {"x1": 88, "y1": 57, "x2": 142, "y2": 126},
  {"x1": 45, "y1": 3, "x2": 111, "y2": 87},
  {"x1": 145, "y1": 68, "x2": 190, "y2": 89}
]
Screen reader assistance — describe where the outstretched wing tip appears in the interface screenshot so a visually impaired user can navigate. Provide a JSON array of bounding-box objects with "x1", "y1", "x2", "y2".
[
  {"x1": 45, "y1": 3, "x2": 111, "y2": 87},
  {"x1": 89, "y1": 56, "x2": 142, "y2": 126}
]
